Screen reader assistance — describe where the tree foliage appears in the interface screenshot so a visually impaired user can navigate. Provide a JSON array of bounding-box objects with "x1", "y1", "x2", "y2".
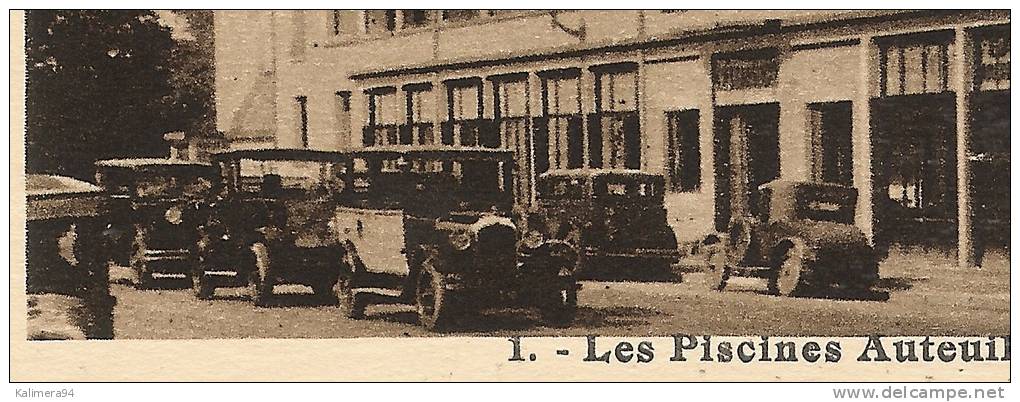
[{"x1": 25, "y1": 10, "x2": 216, "y2": 179}]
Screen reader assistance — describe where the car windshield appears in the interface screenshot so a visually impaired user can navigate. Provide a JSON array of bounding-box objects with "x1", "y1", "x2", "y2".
[
  {"x1": 794, "y1": 186, "x2": 856, "y2": 224},
  {"x1": 346, "y1": 153, "x2": 512, "y2": 212},
  {"x1": 134, "y1": 172, "x2": 212, "y2": 199},
  {"x1": 239, "y1": 159, "x2": 332, "y2": 190},
  {"x1": 537, "y1": 175, "x2": 586, "y2": 200}
]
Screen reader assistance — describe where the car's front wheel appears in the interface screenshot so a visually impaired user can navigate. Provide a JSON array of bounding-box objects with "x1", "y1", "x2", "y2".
[
  {"x1": 415, "y1": 263, "x2": 456, "y2": 331},
  {"x1": 701, "y1": 241, "x2": 731, "y2": 291},
  {"x1": 769, "y1": 242, "x2": 808, "y2": 297}
]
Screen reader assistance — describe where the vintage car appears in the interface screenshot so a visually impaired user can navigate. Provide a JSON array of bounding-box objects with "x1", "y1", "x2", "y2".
[
  {"x1": 332, "y1": 147, "x2": 579, "y2": 330},
  {"x1": 700, "y1": 180, "x2": 880, "y2": 297},
  {"x1": 26, "y1": 174, "x2": 115, "y2": 339},
  {"x1": 527, "y1": 170, "x2": 680, "y2": 279},
  {"x1": 194, "y1": 149, "x2": 347, "y2": 305},
  {"x1": 95, "y1": 158, "x2": 216, "y2": 288}
]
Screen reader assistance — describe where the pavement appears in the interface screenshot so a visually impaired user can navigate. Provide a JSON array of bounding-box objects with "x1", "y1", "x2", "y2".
[{"x1": 109, "y1": 246, "x2": 1010, "y2": 339}]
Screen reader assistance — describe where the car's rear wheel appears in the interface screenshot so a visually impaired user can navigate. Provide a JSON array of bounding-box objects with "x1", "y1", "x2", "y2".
[
  {"x1": 250, "y1": 242, "x2": 273, "y2": 306},
  {"x1": 130, "y1": 228, "x2": 152, "y2": 289},
  {"x1": 770, "y1": 242, "x2": 807, "y2": 297},
  {"x1": 334, "y1": 276, "x2": 365, "y2": 319},
  {"x1": 193, "y1": 274, "x2": 214, "y2": 300},
  {"x1": 416, "y1": 264, "x2": 455, "y2": 331},
  {"x1": 540, "y1": 278, "x2": 578, "y2": 327},
  {"x1": 701, "y1": 241, "x2": 731, "y2": 291}
]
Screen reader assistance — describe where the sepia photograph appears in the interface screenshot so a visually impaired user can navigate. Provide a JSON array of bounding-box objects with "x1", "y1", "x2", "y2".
[{"x1": 8, "y1": 6, "x2": 1012, "y2": 385}]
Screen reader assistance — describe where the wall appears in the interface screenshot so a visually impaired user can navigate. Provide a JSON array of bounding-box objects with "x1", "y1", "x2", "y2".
[{"x1": 643, "y1": 59, "x2": 715, "y2": 243}]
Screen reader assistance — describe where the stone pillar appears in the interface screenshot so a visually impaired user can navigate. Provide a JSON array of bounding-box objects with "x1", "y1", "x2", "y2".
[
  {"x1": 953, "y1": 27, "x2": 975, "y2": 268},
  {"x1": 852, "y1": 36, "x2": 876, "y2": 244}
]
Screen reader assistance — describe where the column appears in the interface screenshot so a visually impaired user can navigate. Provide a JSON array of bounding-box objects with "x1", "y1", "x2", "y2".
[
  {"x1": 852, "y1": 36, "x2": 876, "y2": 244},
  {"x1": 953, "y1": 27, "x2": 975, "y2": 268}
]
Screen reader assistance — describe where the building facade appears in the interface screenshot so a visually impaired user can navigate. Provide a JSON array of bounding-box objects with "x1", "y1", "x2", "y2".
[{"x1": 214, "y1": 10, "x2": 1010, "y2": 266}]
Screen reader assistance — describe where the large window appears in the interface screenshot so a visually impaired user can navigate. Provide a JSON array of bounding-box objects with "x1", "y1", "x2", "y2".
[
  {"x1": 444, "y1": 78, "x2": 487, "y2": 146},
  {"x1": 364, "y1": 87, "x2": 400, "y2": 146},
  {"x1": 538, "y1": 69, "x2": 583, "y2": 172},
  {"x1": 807, "y1": 101, "x2": 853, "y2": 186},
  {"x1": 403, "y1": 83, "x2": 436, "y2": 145},
  {"x1": 591, "y1": 64, "x2": 640, "y2": 169},
  {"x1": 666, "y1": 109, "x2": 701, "y2": 192},
  {"x1": 442, "y1": 10, "x2": 480, "y2": 23},
  {"x1": 402, "y1": 10, "x2": 436, "y2": 29},
  {"x1": 364, "y1": 10, "x2": 396, "y2": 35},
  {"x1": 492, "y1": 73, "x2": 532, "y2": 205},
  {"x1": 877, "y1": 31, "x2": 952, "y2": 97}
]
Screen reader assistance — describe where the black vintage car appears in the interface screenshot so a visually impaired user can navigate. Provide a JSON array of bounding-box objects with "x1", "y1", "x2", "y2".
[
  {"x1": 94, "y1": 159, "x2": 216, "y2": 288},
  {"x1": 194, "y1": 149, "x2": 347, "y2": 305},
  {"x1": 701, "y1": 180, "x2": 880, "y2": 297},
  {"x1": 332, "y1": 147, "x2": 579, "y2": 330},
  {"x1": 26, "y1": 174, "x2": 115, "y2": 339},
  {"x1": 527, "y1": 170, "x2": 680, "y2": 280}
]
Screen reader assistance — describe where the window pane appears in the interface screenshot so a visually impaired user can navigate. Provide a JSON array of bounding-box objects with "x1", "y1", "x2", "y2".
[
  {"x1": 450, "y1": 85, "x2": 480, "y2": 120},
  {"x1": 499, "y1": 80, "x2": 528, "y2": 118},
  {"x1": 903, "y1": 46, "x2": 925, "y2": 94},
  {"x1": 409, "y1": 90, "x2": 434, "y2": 122},
  {"x1": 885, "y1": 47, "x2": 902, "y2": 95},
  {"x1": 599, "y1": 71, "x2": 637, "y2": 112},
  {"x1": 546, "y1": 77, "x2": 579, "y2": 115},
  {"x1": 373, "y1": 93, "x2": 400, "y2": 125}
]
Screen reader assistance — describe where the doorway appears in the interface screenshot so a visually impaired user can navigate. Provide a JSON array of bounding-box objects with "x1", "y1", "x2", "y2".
[
  {"x1": 713, "y1": 102, "x2": 781, "y2": 231},
  {"x1": 871, "y1": 92, "x2": 957, "y2": 246}
]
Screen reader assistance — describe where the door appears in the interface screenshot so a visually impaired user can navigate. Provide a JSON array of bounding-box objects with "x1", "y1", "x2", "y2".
[
  {"x1": 713, "y1": 103, "x2": 780, "y2": 231},
  {"x1": 871, "y1": 93, "x2": 957, "y2": 246}
]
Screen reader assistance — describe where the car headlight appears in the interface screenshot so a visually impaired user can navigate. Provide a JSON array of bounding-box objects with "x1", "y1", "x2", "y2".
[
  {"x1": 449, "y1": 229, "x2": 474, "y2": 251},
  {"x1": 164, "y1": 206, "x2": 183, "y2": 225},
  {"x1": 521, "y1": 230, "x2": 544, "y2": 249}
]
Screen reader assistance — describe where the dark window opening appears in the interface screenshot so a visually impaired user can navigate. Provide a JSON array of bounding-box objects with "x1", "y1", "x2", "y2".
[
  {"x1": 808, "y1": 101, "x2": 853, "y2": 186},
  {"x1": 666, "y1": 109, "x2": 701, "y2": 192},
  {"x1": 402, "y1": 10, "x2": 435, "y2": 29},
  {"x1": 296, "y1": 96, "x2": 309, "y2": 148},
  {"x1": 332, "y1": 11, "x2": 343, "y2": 36}
]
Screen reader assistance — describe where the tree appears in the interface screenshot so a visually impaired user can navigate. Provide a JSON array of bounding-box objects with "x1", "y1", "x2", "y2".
[
  {"x1": 25, "y1": 10, "x2": 177, "y2": 178},
  {"x1": 164, "y1": 10, "x2": 217, "y2": 139}
]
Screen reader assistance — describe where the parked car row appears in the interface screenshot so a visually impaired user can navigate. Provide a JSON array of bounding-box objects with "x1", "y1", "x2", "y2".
[
  {"x1": 81, "y1": 146, "x2": 684, "y2": 330},
  {"x1": 26, "y1": 144, "x2": 882, "y2": 336}
]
